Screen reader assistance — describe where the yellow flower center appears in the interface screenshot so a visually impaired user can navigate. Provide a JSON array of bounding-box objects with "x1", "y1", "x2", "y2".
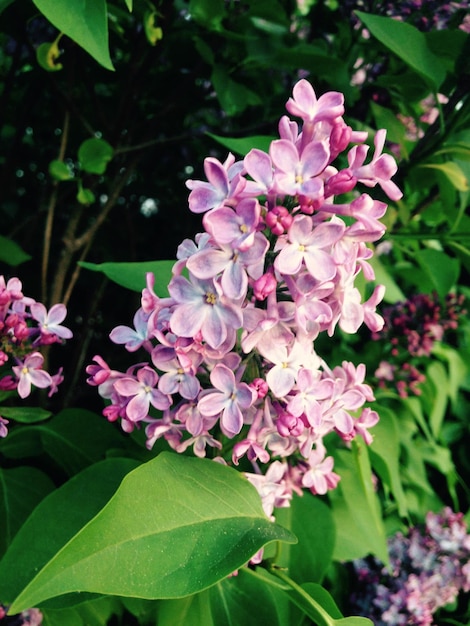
[{"x1": 205, "y1": 291, "x2": 217, "y2": 305}]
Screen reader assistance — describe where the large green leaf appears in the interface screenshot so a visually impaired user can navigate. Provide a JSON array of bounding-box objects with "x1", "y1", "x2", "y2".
[
  {"x1": 355, "y1": 12, "x2": 446, "y2": 90},
  {"x1": 0, "y1": 458, "x2": 138, "y2": 604},
  {"x1": 79, "y1": 259, "x2": 175, "y2": 295},
  {"x1": 0, "y1": 466, "x2": 55, "y2": 559},
  {"x1": 31, "y1": 0, "x2": 113, "y2": 70},
  {"x1": 7, "y1": 453, "x2": 296, "y2": 613}
]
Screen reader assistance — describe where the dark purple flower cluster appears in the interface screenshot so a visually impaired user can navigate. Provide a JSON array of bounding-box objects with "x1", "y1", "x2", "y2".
[
  {"x1": 371, "y1": 292, "x2": 466, "y2": 397},
  {"x1": 348, "y1": 507, "x2": 470, "y2": 625},
  {"x1": 338, "y1": 0, "x2": 470, "y2": 31}
]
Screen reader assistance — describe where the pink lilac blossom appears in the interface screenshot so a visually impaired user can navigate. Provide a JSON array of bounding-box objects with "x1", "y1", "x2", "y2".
[
  {"x1": 0, "y1": 276, "x2": 72, "y2": 427},
  {"x1": 88, "y1": 78, "x2": 401, "y2": 517}
]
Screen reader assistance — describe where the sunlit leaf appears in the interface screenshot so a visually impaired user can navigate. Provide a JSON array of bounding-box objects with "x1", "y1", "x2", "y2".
[
  {"x1": 7, "y1": 453, "x2": 296, "y2": 613},
  {"x1": 419, "y1": 162, "x2": 469, "y2": 191}
]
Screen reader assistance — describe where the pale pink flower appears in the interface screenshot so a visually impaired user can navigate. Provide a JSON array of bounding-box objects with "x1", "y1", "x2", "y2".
[
  {"x1": 274, "y1": 214, "x2": 344, "y2": 282},
  {"x1": 169, "y1": 274, "x2": 242, "y2": 349},
  {"x1": 302, "y1": 442, "x2": 340, "y2": 495},
  {"x1": 348, "y1": 129, "x2": 403, "y2": 201},
  {"x1": 198, "y1": 363, "x2": 255, "y2": 437},
  {"x1": 285, "y1": 79, "x2": 344, "y2": 124},
  {"x1": 0, "y1": 416, "x2": 9, "y2": 438},
  {"x1": 203, "y1": 199, "x2": 261, "y2": 251},
  {"x1": 30, "y1": 302, "x2": 73, "y2": 341},
  {"x1": 12, "y1": 352, "x2": 53, "y2": 398},
  {"x1": 110, "y1": 308, "x2": 151, "y2": 352},
  {"x1": 270, "y1": 139, "x2": 329, "y2": 198},
  {"x1": 114, "y1": 366, "x2": 171, "y2": 422},
  {"x1": 186, "y1": 153, "x2": 245, "y2": 213}
]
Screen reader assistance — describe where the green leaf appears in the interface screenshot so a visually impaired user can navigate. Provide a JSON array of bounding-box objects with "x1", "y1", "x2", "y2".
[
  {"x1": 368, "y1": 405, "x2": 408, "y2": 517},
  {"x1": 124, "y1": 0, "x2": 132, "y2": 10},
  {"x1": 36, "y1": 40, "x2": 63, "y2": 71},
  {"x1": 209, "y1": 568, "x2": 290, "y2": 626},
  {"x1": 0, "y1": 458, "x2": 138, "y2": 604},
  {"x1": 206, "y1": 132, "x2": 274, "y2": 156},
  {"x1": 418, "y1": 162, "x2": 469, "y2": 191},
  {"x1": 0, "y1": 406, "x2": 51, "y2": 424},
  {"x1": 355, "y1": 12, "x2": 446, "y2": 90},
  {"x1": 211, "y1": 67, "x2": 262, "y2": 116},
  {"x1": 144, "y1": 11, "x2": 163, "y2": 46},
  {"x1": 0, "y1": 235, "x2": 32, "y2": 266},
  {"x1": 41, "y1": 596, "x2": 122, "y2": 626},
  {"x1": 0, "y1": 466, "x2": 55, "y2": 559},
  {"x1": 431, "y1": 343, "x2": 468, "y2": 407},
  {"x1": 425, "y1": 361, "x2": 449, "y2": 439},
  {"x1": 31, "y1": 0, "x2": 114, "y2": 70},
  {"x1": 77, "y1": 137, "x2": 113, "y2": 175},
  {"x1": 76, "y1": 186, "x2": 96, "y2": 205},
  {"x1": 330, "y1": 441, "x2": 388, "y2": 563},
  {"x1": 11, "y1": 409, "x2": 131, "y2": 476},
  {"x1": 7, "y1": 453, "x2": 296, "y2": 612},
  {"x1": 275, "y1": 493, "x2": 335, "y2": 584},
  {"x1": 189, "y1": 0, "x2": 225, "y2": 30},
  {"x1": 49, "y1": 159, "x2": 74, "y2": 181},
  {"x1": 158, "y1": 591, "x2": 214, "y2": 626},
  {"x1": 79, "y1": 259, "x2": 175, "y2": 294},
  {"x1": 414, "y1": 249, "x2": 460, "y2": 299},
  {"x1": 368, "y1": 255, "x2": 405, "y2": 303}
]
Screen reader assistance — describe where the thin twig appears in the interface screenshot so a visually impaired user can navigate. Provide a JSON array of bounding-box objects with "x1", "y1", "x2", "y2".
[{"x1": 42, "y1": 111, "x2": 70, "y2": 304}]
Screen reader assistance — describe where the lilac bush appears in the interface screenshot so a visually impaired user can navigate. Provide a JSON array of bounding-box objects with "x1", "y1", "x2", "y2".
[{"x1": 88, "y1": 78, "x2": 402, "y2": 518}]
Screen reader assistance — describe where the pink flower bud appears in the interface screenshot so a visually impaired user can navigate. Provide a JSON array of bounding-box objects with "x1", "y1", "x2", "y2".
[
  {"x1": 265, "y1": 205, "x2": 293, "y2": 235},
  {"x1": 252, "y1": 271, "x2": 277, "y2": 301},
  {"x1": 250, "y1": 377, "x2": 269, "y2": 399},
  {"x1": 277, "y1": 412, "x2": 305, "y2": 437}
]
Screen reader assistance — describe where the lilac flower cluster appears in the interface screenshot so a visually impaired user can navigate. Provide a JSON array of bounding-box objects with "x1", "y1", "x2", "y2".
[
  {"x1": 0, "y1": 606, "x2": 42, "y2": 626},
  {"x1": 372, "y1": 292, "x2": 466, "y2": 397},
  {"x1": 348, "y1": 507, "x2": 470, "y2": 625},
  {"x1": 87, "y1": 79, "x2": 402, "y2": 517},
  {"x1": 0, "y1": 276, "x2": 72, "y2": 437}
]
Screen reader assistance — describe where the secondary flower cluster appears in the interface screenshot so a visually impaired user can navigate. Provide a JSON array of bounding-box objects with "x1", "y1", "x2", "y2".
[
  {"x1": 0, "y1": 275, "x2": 72, "y2": 437},
  {"x1": 348, "y1": 507, "x2": 470, "y2": 625},
  {"x1": 87, "y1": 79, "x2": 401, "y2": 516},
  {"x1": 372, "y1": 292, "x2": 466, "y2": 397}
]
